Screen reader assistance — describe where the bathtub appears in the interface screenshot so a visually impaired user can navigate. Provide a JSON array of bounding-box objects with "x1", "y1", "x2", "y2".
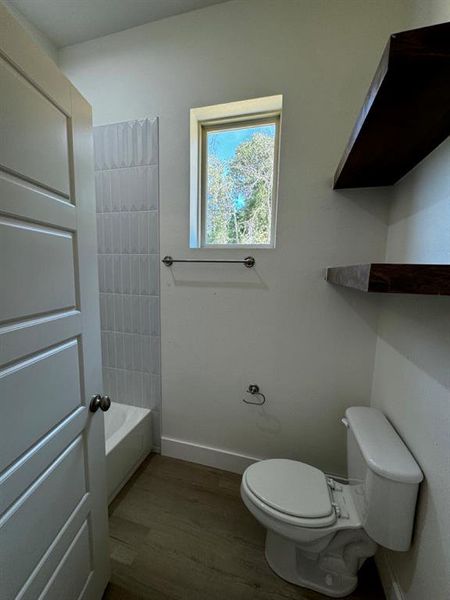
[{"x1": 104, "y1": 403, "x2": 152, "y2": 503}]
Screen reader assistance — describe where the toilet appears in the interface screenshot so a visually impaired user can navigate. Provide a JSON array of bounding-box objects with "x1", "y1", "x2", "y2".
[{"x1": 241, "y1": 406, "x2": 423, "y2": 598}]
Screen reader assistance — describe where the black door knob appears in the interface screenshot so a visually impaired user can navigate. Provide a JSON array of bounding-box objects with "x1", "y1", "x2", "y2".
[{"x1": 90, "y1": 394, "x2": 111, "y2": 413}]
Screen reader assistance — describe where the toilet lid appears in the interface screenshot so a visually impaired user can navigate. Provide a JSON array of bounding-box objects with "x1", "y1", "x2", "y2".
[{"x1": 244, "y1": 459, "x2": 333, "y2": 519}]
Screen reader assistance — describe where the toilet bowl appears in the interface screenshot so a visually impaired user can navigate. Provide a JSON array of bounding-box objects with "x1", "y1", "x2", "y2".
[
  {"x1": 241, "y1": 459, "x2": 376, "y2": 597},
  {"x1": 241, "y1": 407, "x2": 423, "y2": 598}
]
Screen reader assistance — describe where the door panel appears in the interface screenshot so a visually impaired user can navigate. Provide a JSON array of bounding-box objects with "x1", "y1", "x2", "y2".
[
  {"x1": 0, "y1": 309, "x2": 81, "y2": 366},
  {"x1": 17, "y1": 495, "x2": 90, "y2": 600},
  {"x1": 40, "y1": 521, "x2": 92, "y2": 600},
  {"x1": 0, "y1": 217, "x2": 76, "y2": 322},
  {"x1": 0, "y1": 439, "x2": 86, "y2": 598},
  {"x1": 0, "y1": 340, "x2": 81, "y2": 472},
  {"x1": 0, "y1": 59, "x2": 70, "y2": 195},
  {"x1": 0, "y1": 172, "x2": 76, "y2": 231},
  {"x1": 0, "y1": 408, "x2": 86, "y2": 516},
  {"x1": 0, "y1": 5, "x2": 109, "y2": 600}
]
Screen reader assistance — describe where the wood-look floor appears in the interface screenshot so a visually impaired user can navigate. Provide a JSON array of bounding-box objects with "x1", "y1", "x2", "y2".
[{"x1": 102, "y1": 455, "x2": 385, "y2": 600}]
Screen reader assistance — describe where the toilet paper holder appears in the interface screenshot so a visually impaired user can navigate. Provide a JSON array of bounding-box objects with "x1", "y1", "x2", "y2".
[{"x1": 243, "y1": 384, "x2": 266, "y2": 406}]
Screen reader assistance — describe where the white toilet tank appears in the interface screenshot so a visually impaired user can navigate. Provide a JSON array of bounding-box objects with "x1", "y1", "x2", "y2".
[{"x1": 345, "y1": 406, "x2": 423, "y2": 552}]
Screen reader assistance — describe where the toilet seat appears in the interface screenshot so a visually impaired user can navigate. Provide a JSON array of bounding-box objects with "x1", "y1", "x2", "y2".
[
  {"x1": 242, "y1": 459, "x2": 338, "y2": 528},
  {"x1": 245, "y1": 459, "x2": 333, "y2": 518}
]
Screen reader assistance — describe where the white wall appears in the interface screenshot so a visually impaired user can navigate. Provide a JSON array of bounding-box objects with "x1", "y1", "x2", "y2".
[
  {"x1": 58, "y1": 0, "x2": 448, "y2": 480},
  {"x1": 372, "y1": 139, "x2": 450, "y2": 600},
  {"x1": 59, "y1": 0, "x2": 400, "y2": 476},
  {"x1": 1, "y1": 0, "x2": 58, "y2": 62}
]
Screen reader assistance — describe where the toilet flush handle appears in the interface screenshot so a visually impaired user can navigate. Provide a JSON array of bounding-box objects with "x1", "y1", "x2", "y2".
[{"x1": 341, "y1": 417, "x2": 349, "y2": 428}]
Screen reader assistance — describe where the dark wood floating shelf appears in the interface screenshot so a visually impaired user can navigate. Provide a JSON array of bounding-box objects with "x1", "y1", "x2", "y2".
[
  {"x1": 334, "y1": 22, "x2": 450, "y2": 189},
  {"x1": 326, "y1": 264, "x2": 450, "y2": 295}
]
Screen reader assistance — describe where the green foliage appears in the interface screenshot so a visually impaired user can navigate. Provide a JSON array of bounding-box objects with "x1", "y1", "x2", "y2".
[{"x1": 205, "y1": 132, "x2": 275, "y2": 245}]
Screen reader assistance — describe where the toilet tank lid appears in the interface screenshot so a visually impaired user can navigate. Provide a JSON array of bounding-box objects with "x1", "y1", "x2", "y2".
[{"x1": 345, "y1": 407, "x2": 423, "y2": 484}]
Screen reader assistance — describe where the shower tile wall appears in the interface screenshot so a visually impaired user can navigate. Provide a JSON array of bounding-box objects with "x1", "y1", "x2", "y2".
[{"x1": 94, "y1": 118, "x2": 161, "y2": 448}]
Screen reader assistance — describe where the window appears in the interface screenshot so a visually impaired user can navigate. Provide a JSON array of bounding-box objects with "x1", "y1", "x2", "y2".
[{"x1": 190, "y1": 96, "x2": 282, "y2": 248}]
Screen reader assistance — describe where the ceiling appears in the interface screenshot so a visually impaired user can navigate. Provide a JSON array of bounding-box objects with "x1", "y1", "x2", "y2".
[{"x1": 6, "y1": 0, "x2": 232, "y2": 48}]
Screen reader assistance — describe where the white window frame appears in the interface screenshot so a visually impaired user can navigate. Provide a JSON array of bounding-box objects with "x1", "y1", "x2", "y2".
[{"x1": 190, "y1": 95, "x2": 283, "y2": 249}]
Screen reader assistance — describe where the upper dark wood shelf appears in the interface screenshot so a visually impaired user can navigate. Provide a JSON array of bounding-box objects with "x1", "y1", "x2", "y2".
[
  {"x1": 334, "y1": 22, "x2": 450, "y2": 189},
  {"x1": 326, "y1": 264, "x2": 450, "y2": 295}
]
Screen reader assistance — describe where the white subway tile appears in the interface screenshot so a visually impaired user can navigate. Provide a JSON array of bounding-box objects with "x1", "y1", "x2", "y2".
[
  {"x1": 103, "y1": 293, "x2": 111, "y2": 331},
  {"x1": 132, "y1": 334, "x2": 142, "y2": 372},
  {"x1": 111, "y1": 213, "x2": 120, "y2": 254},
  {"x1": 116, "y1": 370, "x2": 126, "y2": 404},
  {"x1": 135, "y1": 167, "x2": 147, "y2": 211},
  {"x1": 115, "y1": 332, "x2": 124, "y2": 369},
  {"x1": 110, "y1": 169, "x2": 121, "y2": 212},
  {"x1": 138, "y1": 256, "x2": 148, "y2": 295},
  {"x1": 140, "y1": 296, "x2": 150, "y2": 335},
  {"x1": 112, "y1": 255, "x2": 121, "y2": 293},
  {"x1": 141, "y1": 335, "x2": 151, "y2": 370},
  {"x1": 120, "y1": 212, "x2": 131, "y2": 254},
  {"x1": 147, "y1": 118, "x2": 159, "y2": 166},
  {"x1": 121, "y1": 294, "x2": 131, "y2": 333},
  {"x1": 105, "y1": 256, "x2": 114, "y2": 293},
  {"x1": 123, "y1": 334, "x2": 133, "y2": 371},
  {"x1": 138, "y1": 212, "x2": 149, "y2": 254},
  {"x1": 101, "y1": 332, "x2": 107, "y2": 366},
  {"x1": 129, "y1": 256, "x2": 140, "y2": 295},
  {"x1": 127, "y1": 168, "x2": 138, "y2": 211},
  {"x1": 146, "y1": 165, "x2": 159, "y2": 211},
  {"x1": 112, "y1": 294, "x2": 121, "y2": 332},
  {"x1": 95, "y1": 172, "x2": 103, "y2": 213},
  {"x1": 148, "y1": 212, "x2": 159, "y2": 254},
  {"x1": 109, "y1": 368, "x2": 118, "y2": 402},
  {"x1": 131, "y1": 296, "x2": 140, "y2": 334},
  {"x1": 149, "y1": 297, "x2": 160, "y2": 336},
  {"x1": 148, "y1": 256, "x2": 159, "y2": 296},
  {"x1": 96, "y1": 215, "x2": 104, "y2": 254},
  {"x1": 103, "y1": 171, "x2": 113, "y2": 213},
  {"x1": 102, "y1": 213, "x2": 113, "y2": 254},
  {"x1": 129, "y1": 212, "x2": 139, "y2": 254},
  {"x1": 99, "y1": 294, "x2": 106, "y2": 330},
  {"x1": 97, "y1": 255, "x2": 105, "y2": 292},
  {"x1": 150, "y1": 337, "x2": 161, "y2": 375}
]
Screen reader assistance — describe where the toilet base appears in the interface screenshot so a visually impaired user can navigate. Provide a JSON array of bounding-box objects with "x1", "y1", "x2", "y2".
[{"x1": 265, "y1": 529, "x2": 377, "y2": 598}]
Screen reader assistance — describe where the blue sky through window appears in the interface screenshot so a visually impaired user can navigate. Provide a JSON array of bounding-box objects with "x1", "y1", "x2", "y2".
[{"x1": 207, "y1": 123, "x2": 275, "y2": 161}]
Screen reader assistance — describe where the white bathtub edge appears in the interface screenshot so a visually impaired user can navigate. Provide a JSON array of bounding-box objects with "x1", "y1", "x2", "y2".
[
  {"x1": 108, "y1": 450, "x2": 149, "y2": 504},
  {"x1": 106, "y1": 405, "x2": 151, "y2": 456},
  {"x1": 105, "y1": 404, "x2": 152, "y2": 503}
]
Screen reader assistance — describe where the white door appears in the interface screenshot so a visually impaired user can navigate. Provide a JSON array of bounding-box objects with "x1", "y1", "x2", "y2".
[{"x1": 0, "y1": 5, "x2": 110, "y2": 600}]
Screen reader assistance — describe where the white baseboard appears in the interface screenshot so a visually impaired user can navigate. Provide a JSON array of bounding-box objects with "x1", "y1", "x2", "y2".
[
  {"x1": 161, "y1": 436, "x2": 261, "y2": 474},
  {"x1": 375, "y1": 551, "x2": 404, "y2": 600}
]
